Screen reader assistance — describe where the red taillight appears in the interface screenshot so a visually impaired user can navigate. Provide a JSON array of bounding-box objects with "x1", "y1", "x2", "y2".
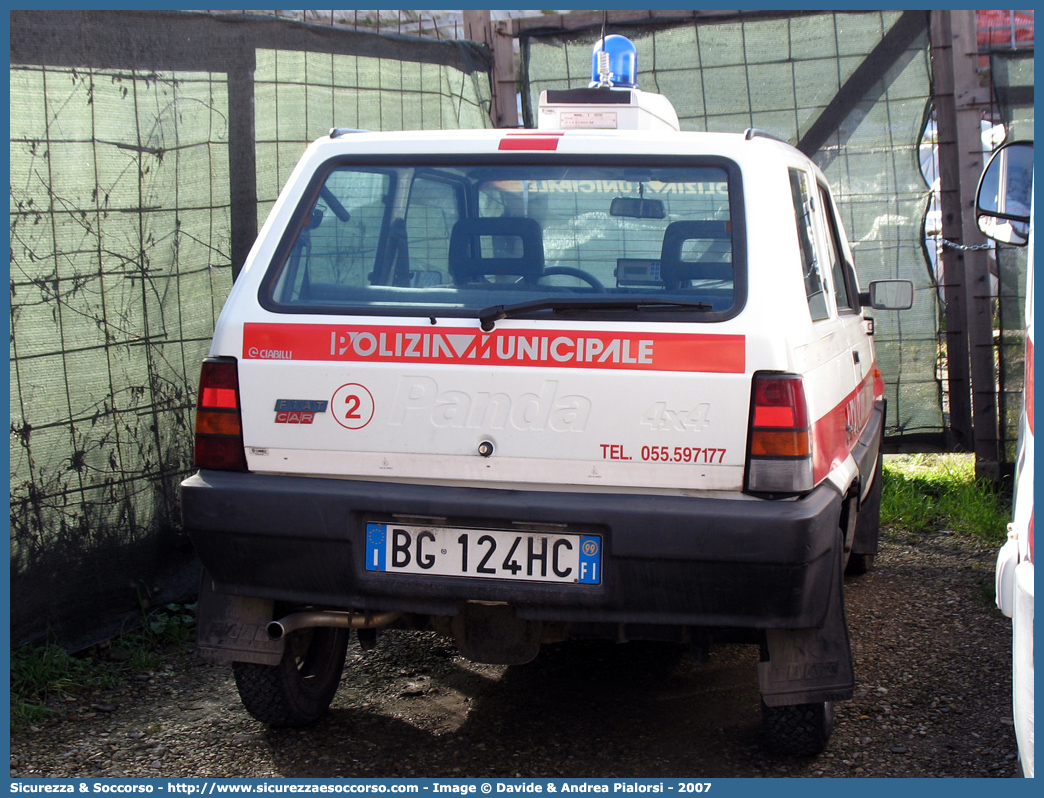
[
  {"x1": 193, "y1": 358, "x2": 247, "y2": 471},
  {"x1": 200, "y1": 386, "x2": 238, "y2": 409},
  {"x1": 745, "y1": 372, "x2": 813, "y2": 494}
]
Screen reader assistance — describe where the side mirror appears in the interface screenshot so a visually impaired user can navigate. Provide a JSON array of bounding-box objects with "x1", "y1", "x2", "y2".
[
  {"x1": 975, "y1": 140, "x2": 1033, "y2": 246},
  {"x1": 859, "y1": 279, "x2": 914, "y2": 310}
]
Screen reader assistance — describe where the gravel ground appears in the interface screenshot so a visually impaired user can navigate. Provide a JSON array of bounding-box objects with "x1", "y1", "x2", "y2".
[{"x1": 11, "y1": 530, "x2": 1020, "y2": 779}]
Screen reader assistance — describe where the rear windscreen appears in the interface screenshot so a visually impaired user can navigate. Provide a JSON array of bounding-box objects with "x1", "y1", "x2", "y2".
[{"x1": 262, "y1": 160, "x2": 744, "y2": 321}]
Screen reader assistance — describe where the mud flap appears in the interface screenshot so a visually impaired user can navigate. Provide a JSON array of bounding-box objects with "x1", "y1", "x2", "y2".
[
  {"x1": 851, "y1": 405, "x2": 884, "y2": 557},
  {"x1": 757, "y1": 548, "x2": 854, "y2": 706},
  {"x1": 197, "y1": 574, "x2": 284, "y2": 665},
  {"x1": 852, "y1": 453, "x2": 883, "y2": 557},
  {"x1": 841, "y1": 495, "x2": 858, "y2": 564}
]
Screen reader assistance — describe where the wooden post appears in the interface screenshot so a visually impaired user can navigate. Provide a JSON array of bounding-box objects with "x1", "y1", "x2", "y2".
[
  {"x1": 931, "y1": 10, "x2": 999, "y2": 478},
  {"x1": 462, "y1": 10, "x2": 519, "y2": 128},
  {"x1": 227, "y1": 63, "x2": 257, "y2": 282}
]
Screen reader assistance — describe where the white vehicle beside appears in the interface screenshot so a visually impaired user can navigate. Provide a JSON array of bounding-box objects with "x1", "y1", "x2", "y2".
[
  {"x1": 980, "y1": 140, "x2": 1034, "y2": 778},
  {"x1": 182, "y1": 37, "x2": 913, "y2": 755}
]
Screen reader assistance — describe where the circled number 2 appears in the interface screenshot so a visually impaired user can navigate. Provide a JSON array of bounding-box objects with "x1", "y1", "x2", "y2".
[{"x1": 331, "y1": 383, "x2": 375, "y2": 430}]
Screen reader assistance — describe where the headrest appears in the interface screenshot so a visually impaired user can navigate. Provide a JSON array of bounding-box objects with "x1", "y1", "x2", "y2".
[
  {"x1": 448, "y1": 217, "x2": 545, "y2": 285},
  {"x1": 659, "y1": 220, "x2": 732, "y2": 288}
]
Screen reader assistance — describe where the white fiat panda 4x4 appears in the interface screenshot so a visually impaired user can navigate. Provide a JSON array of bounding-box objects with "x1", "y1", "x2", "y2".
[{"x1": 182, "y1": 37, "x2": 913, "y2": 755}]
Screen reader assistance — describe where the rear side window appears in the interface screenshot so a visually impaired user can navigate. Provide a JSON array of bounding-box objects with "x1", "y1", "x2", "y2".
[
  {"x1": 274, "y1": 168, "x2": 393, "y2": 302},
  {"x1": 262, "y1": 159, "x2": 745, "y2": 322},
  {"x1": 789, "y1": 168, "x2": 829, "y2": 321},
  {"x1": 817, "y1": 184, "x2": 857, "y2": 313},
  {"x1": 405, "y1": 178, "x2": 463, "y2": 288}
]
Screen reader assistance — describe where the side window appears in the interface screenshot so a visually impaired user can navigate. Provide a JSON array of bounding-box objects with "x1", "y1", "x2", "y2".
[
  {"x1": 276, "y1": 168, "x2": 391, "y2": 302},
  {"x1": 818, "y1": 184, "x2": 856, "y2": 313},
  {"x1": 789, "y1": 168, "x2": 829, "y2": 321},
  {"x1": 311, "y1": 170, "x2": 390, "y2": 286},
  {"x1": 406, "y1": 178, "x2": 461, "y2": 287}
]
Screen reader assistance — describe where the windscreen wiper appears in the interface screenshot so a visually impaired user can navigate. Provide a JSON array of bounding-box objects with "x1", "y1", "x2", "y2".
[{"x1": 478, "y1": 298, "x2": 713, "y2": 331}]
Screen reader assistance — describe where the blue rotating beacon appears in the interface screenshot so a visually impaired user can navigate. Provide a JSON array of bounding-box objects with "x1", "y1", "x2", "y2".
[{"x1": 590, "y1": 34, "x2": 638, "y2": 89}]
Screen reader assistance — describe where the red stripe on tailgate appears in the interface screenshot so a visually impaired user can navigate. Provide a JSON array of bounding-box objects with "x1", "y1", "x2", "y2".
[{"x1": 243, "y1": 323, "x2": 745, "y2": 374}]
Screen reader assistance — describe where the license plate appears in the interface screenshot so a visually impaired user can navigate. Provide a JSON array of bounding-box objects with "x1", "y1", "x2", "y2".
[{"x1": 365, "y1": 522, "x2": 602, "y2": 585}]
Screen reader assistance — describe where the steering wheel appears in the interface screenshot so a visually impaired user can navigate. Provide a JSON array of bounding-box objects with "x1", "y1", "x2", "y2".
[{"x1": 539, "y1": 267, "x2": 605, "y2": 292}]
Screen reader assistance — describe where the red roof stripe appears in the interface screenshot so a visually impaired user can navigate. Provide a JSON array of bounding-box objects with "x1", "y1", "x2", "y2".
[{"x1": 499, "y1": 136, "x2": 561, "y2": 151}]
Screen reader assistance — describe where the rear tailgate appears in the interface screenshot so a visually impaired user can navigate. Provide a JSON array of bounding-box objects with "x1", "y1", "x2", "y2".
[{"x1": 235, "y1": 317, "x2": 750, "y2": 492}]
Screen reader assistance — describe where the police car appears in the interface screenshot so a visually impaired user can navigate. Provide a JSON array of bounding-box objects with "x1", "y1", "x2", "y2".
[{"x1": 182, "y1": 36, "x2": 913, "y2": 755}]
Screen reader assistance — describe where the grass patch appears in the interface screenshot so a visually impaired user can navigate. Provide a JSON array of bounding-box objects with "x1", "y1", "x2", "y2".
[
  {"x1": 10, "y1": 602, "x2": 195, "y2": 732},
  {"x1": 881, "y1": 453, "x2": 1011, "y2": 542},
  {"x1": 10, "y1": 642, "x2": 121, "y2": 729}
]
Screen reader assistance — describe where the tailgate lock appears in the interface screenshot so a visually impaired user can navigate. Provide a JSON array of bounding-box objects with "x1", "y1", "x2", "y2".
[{"x1": 477, "y1": 440, "x2": 495, "y2": 457}]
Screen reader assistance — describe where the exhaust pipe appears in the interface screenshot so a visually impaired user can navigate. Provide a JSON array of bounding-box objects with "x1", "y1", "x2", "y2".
[{"x1": 266, "y1": 610, "x2": 400, "y2": 641}]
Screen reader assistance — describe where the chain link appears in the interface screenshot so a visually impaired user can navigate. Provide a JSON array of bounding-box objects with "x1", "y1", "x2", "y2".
[{"x1": 936, "y1": 237, "x2": 994, "y2": 252}]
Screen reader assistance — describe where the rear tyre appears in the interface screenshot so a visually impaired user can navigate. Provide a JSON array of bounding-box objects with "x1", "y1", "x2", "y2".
[
  {"x1": 761, "y1": 700, "x2": 835, "y2": 755},
  {"x1": 232, "y1": 626, "x2": 350, "y2": 727},
  {"x1": 845, "y1": 552, "x2": 875, "y2": 575}
]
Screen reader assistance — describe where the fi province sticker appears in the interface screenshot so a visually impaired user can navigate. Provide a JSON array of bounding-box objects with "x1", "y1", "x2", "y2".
[{"x1": 244, "y1": 323, "x2": 744, "y2": 374}]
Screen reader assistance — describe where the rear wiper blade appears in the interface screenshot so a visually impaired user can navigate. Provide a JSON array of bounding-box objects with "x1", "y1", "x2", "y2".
[{"x1": 478, "y1": 298, "x2": 713, "y2": 331}]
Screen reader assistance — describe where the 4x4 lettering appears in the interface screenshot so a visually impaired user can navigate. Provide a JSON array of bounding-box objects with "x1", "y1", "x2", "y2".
[
  {"x1": 660, "y1": 408, "x2": 685, "y2": 431},
  {"x1": 640, "y1": 402, "x2": 711, "y2": 432}
]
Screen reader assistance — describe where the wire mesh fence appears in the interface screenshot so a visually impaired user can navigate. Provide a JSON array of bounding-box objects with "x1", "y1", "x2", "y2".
[
  {"x1": 9, "y1": 10, "x2": 493, "y2": 650},
  {"x1": 520, "y1": 10, "x2": 940, "y2": 442}
]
